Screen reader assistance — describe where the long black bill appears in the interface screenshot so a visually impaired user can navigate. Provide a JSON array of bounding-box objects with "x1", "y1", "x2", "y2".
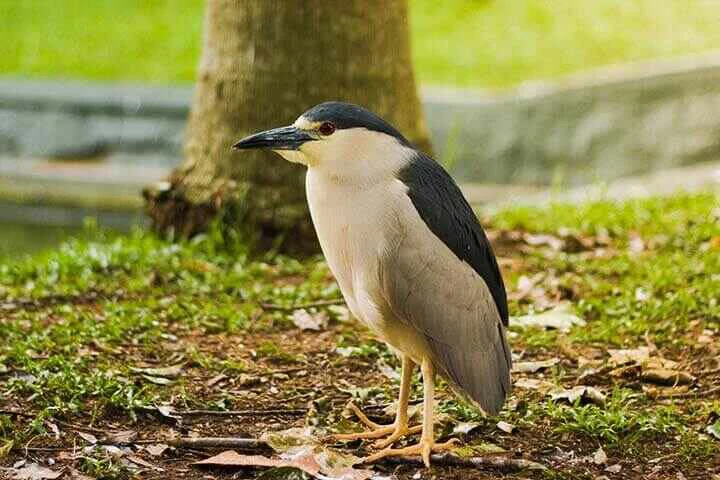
[{"x1": 232, "y1": 125, "x2": 315, "y2": 151}]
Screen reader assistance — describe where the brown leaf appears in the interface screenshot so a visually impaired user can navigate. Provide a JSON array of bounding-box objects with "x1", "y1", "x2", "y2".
[
  {"x1": 640, "y1": 369, "x2": 695, "y2": 386},
  {"x1": 608, "y1": 347, "x2": 652, "y2": 365},
  {"x1": 496, "y1": 421, "x2": 515, "y2": 433},
  {"x1": 130, "y1": 363, "x2": 185, "y2": 378},
  {"x1": 291, "y1": 309, "x2": 328, "y2": 331},
  {"x1": 550, "y1": 386, "x2": 606, "y2": 405},
  {"x1": 144, "y1": 444, "x2": 169, "y2": 457},
  {"x1": 512, "y1": 358, "x2": 560, "y2": 373},
  {"x1": 105, "y1": 430, "x2": 138, "y2": 444},
  {"x1": 77, "y1": 432, "x2": 98, "y2": 445},
  {"x1": 7, "y1": 463, "x2": 63, "y2": 479},
  {"x1": 126, "y1": 455, "x2": 164, "y2": 471}
]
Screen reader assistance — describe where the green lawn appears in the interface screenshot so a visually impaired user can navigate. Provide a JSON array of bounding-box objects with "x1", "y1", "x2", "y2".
[
  {"x1": 4, "y1": 0, "x2": 720, "y2": 89},
  {"x1": 1, "y1": 193, "x2": 718, "y2": 478}
]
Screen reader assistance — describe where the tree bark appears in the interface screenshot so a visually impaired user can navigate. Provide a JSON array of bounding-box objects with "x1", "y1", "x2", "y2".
[{"x1": 144, "y1": 0, "x2": 430, "y2": 251}]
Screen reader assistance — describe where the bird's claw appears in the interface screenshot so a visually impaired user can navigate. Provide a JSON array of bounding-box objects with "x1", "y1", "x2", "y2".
[
  {"x1": 362, "y1": 437, "x2": 459, "y2": 467},
  {"x1": 372, "y1": 424, "x2": 423, "y2": 449}
]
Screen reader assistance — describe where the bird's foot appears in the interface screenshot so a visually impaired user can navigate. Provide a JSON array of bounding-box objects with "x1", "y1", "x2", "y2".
[
  {"x1": 362, "y1": 437, "x2": 460, "y2": 468},
  {"x1": 371, "y1": 423, "x2": 422, "y2": 449},
  {"x1": 334, "y1": 402, "x2": 421, "y2": 442}
]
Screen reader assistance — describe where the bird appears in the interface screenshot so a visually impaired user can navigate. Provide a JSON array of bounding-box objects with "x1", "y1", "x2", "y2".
[{"x1": 233, "y1": 102, "x2": 511, "y2": 467}]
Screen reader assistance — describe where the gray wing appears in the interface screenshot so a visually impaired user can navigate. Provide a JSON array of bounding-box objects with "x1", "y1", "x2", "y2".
[{"x1": 380, "y1": 229, "x2": 512, "y2": 415}]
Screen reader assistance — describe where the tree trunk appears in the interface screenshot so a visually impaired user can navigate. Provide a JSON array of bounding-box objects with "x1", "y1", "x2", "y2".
[{"x1": 145, "y1": 0, "x2": 430, "y2": 251}]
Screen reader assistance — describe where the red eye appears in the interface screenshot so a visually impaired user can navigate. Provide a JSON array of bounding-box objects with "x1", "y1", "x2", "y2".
[{"x1": 319, "y1": 121, "x2": 336, "y2": 136}]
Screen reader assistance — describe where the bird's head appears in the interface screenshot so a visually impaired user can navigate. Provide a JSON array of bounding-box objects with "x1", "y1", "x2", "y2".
[{"x1": 233, "y1": 102, "x2": 413, "y2": 176}]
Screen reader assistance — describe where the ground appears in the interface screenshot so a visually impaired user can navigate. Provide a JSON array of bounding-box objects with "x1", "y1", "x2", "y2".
[
  {"x1": 4, "y1": 1, "x2": 720, "y2": 89},
  {"x1": 1, "y1": 192, "x2": 719, "y2": 479}
]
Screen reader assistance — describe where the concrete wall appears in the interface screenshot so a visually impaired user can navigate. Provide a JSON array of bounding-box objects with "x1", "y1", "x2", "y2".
[{"x1": 2, "y1": 52, "x2": 720, "y2": 185}]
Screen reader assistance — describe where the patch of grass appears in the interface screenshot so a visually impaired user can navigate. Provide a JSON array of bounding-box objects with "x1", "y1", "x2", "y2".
[
  {"x1": 3, "y1": 1, "x2": 720, "y2": 88},
  {"x1": 1, "y1": 192, "x2": 718, "y2": 476},
  {"x1": 544, "y1": 389, "x2": 683, "y2": 449},
  {"x1": 494, "y1": 192, "x2": 720, "y2": 346}
]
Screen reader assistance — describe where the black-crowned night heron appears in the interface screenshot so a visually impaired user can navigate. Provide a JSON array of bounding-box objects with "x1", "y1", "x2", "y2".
[{"x1": 234, "y1": 102, "x2": 511, "y2": 466}]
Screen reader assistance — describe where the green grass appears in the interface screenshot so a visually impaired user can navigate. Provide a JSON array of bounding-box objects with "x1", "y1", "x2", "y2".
[
  {"x1": 0, "y1": 192, "x2": 718, "y2": 476},
  {"x1": 3, "y1": 1, "x2": 720, "y2": 89}
]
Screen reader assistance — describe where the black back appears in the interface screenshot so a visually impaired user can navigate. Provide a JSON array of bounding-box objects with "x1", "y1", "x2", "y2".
[
  {"x1": 302, "y1": 102, "x2": 411, "y2": 146},
  {"x1": 398, "y1": 152, "x2": 509, "y2": 325}
]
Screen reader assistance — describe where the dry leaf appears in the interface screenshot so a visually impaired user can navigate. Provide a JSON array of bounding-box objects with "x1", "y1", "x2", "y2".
[
  {"x1": 144, "y1": 444, "x2": 170, "y2": 457},
  {"x1": 550, "y1": 386, "x2": 606, "y2": 405},
  {"x1": 130, "y1": 363, "x2": 185, "y2": 378},
  {"x1": 496, "y1": 421, "x2": 515, "y2": 433},
  {"x1": 640, "y1": 369, "x2": 695, "y2": 386},
  {"x1": 206, "y1": 373, "x2": 228, "y2": 387},
  {"x1": 593, "y1": 447, "x2": 608, "y2": 465},
  {"x1": 510, "y1": 304, "x2": 586, "y2": 332},
  {"x1": 453, "y1": 422, "x2": 480, "y2": 435},
  {"x1": 291, "y1": 309, "x2": 328, "y2": 331},
  {"x1": 608, "y1": 347, "x2": 652, "y2": 365},
  {"x1": 7, "y1": 463, "x2": 63, "y2": 479},
  {"x1": 512, "y1": 358, "x2": 560, "y2": 373},
  {"x1": 194, "y1": 450, "x2": 373, "y2": 480},
  {"x1": 77, "y1": 432, "x2": 98, "y2": 445},
  {"x1": 126, "y1": 455, "x2": 164, "y2": 471},
  {"x1": 514, "y1": 378, "x2": 556, "y2": 393},
  {"x1": 142, "y1": 374, "x2": 175, "y2": 385},
  {"x1": 106, "y1": 430, "x2": 138, "y2": 444}
]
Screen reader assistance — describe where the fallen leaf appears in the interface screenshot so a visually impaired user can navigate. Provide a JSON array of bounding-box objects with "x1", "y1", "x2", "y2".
[
  {"x1": 608, "y1": 347, "x2": 652, "y2": 365},
  {"x1": 7, "y1": 463, "x2": 63, "y2": 479},
  {"x1": 593, "y1": 447, "x2": 607, "y2": 465},
  {"x1": 453, "y1": 422, "x2": 481, "y2": 435},
  {"x1": 130, "y1": 363, "x2": 185, "y2": 378},
  {"x1": 206, "y1": 373, "x2": 228, "y2": 387},
  {"x1": 606, "y1": 464, "x2": 622, "y2": 473},
  {"x1": 77, "y1": 432, "x2": 98, "y2": 445},
  {"x1": 194, "y1": 450, "x2": 372, "y2": 480},
  {"x1": 514, "y1": 378, "x2": 556, "y2": 393},
  {"x1": 126, "y1": 455, "x2": 164, "y2": 471},
  {"x1": 155, "y1": 405, "x2": 180, "y2": 419},
  {"x1": 550, "y1": 386, "x2": 606, "y2": 405},
  {"x1": 496, "y1": 421, "x2": 515, "y2": 433},
  {"x1": 142, "y1": 374, "x2": 175, "y2": 385},
  {"x1": 105, "y1": 430, "x2": 138, "y2": 444},
  {"x1": 510, "y1": 304, "x2": 586, "y2": 333},
  {"x1": 144, "y1": 444, "x2": 169, "y2": 457},
  {"x1": 640, "y1": 369, "x2": 695, "y2": 386},
  {"x1": 291, "y1": 309, "x2": 328, "y2": 331},
  {"x1": 66, "y1": 468, "x2": 94, "y2": 480},
  {"x1": 512, "y1": 358, "x2": 560, "y2": 373}
]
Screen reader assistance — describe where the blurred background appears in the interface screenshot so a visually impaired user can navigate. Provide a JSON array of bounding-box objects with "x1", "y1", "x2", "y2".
[{"x1": 2, "y1": 0, "x2": 720, "y2": 256}]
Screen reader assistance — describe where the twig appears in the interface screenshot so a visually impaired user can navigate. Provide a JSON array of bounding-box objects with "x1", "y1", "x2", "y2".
[
  {"x1": 377, "y1": 453, "x2": 547, "y2": 472},
  {"x1": 655, "y1": 385, "x2": 720, "y2": 399},
  {"x1": 260, "y1": 299, "x2": 345, "y2": 311},
  {"x1": 698, "y1": 367, "x2": 720, "y2": 376},
  {"x1": 19, "y1": 437, "x2": 269, "y2": 451},
  {"x1": 147, "y1": 437, "x2": 268, "y2": 449},
  {"x1": 173, "y1": 408, "x2": 306, "y2": 417}
]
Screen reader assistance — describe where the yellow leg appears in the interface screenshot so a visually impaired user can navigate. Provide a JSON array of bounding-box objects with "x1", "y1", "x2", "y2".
[
  {"x1": 335, "y1": 356, "x2": 421, "y2": 443},
  {"x1": 363, "y1": 358, "x2": 458, "y2": 467}
]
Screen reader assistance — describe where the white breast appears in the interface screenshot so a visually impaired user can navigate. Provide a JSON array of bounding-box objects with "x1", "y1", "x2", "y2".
[{"x1": 305, "y1": 170, "x2": 400, "y2": 322}]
